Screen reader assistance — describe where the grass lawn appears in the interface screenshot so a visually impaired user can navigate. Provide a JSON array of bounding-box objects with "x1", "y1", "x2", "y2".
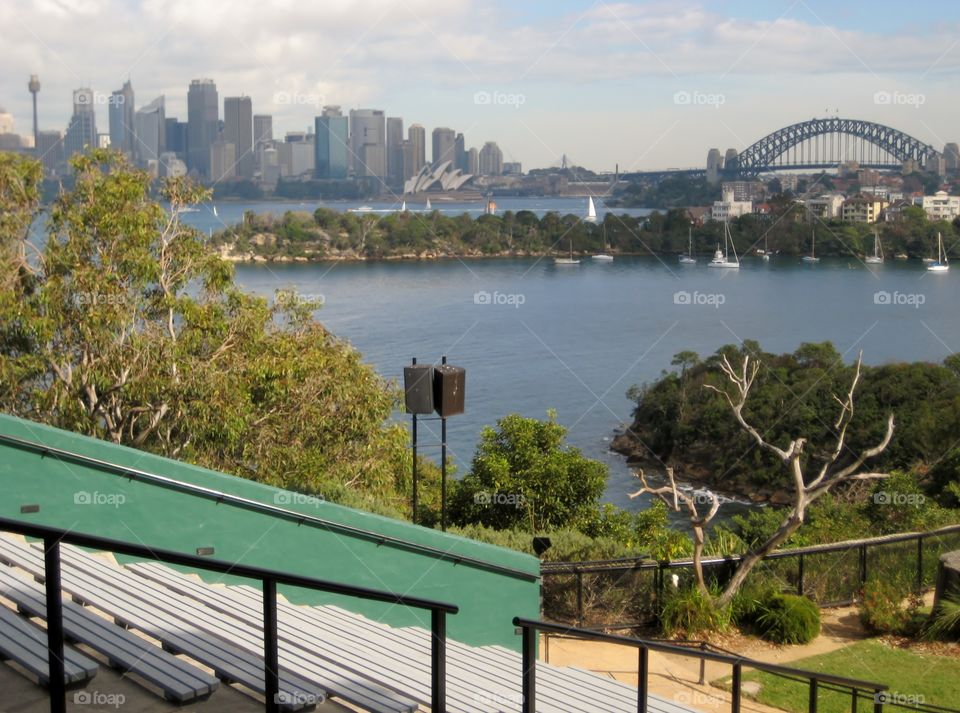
[{"x1": 712, "y1": 639, "x2": 960, "y2": 712}]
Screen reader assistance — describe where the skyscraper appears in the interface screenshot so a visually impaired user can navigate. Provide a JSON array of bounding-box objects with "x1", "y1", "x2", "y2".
[
  {"x1": 210, "y1": 139, "x2": 236, "y2": 182},
  {"x1": 349, "y1": 109, "x2": 386, "y2": 178},
  {"x1": 314, "y1": 106, "x2": 348, "y2": 179},
  {"x1": 134, "y1": 96, "x2": 165, "y2": 166},
  {"x1": 109, "y1": 79, "x2": 135, "y2": 158},
  {"x1": 164, "y1": 118, "x2": 188, "y2": 157},
  {"x1": 454, "y1": 132, "x2": 466, "y2": 172},
  {"x1": 386, "y1": 116, "x2": 404, "y2": 187},
  {"x1": 187, "y1": 79, "x2": 218, "y2": 178},
  {"x1": 36, "y1": 130, "x2": 64, "y2": 174},
  {"x1": 253, "y1": 114, "x2": 273, "y2": 148},
  {"x1": 478, "y1": 141, "x2": 503, "y2": 176},
  {"x1": 64, "y1": 88, "x2": 97, "y2": 161},
  {"x1": 223, "y1": 96, "x2": 253, "y2": 179},
  {"x1": 408, "y1": 124, "x2": 426, "y2": 175},
  {"x1": 467, "y1": 147, "x2": 479, "y2": 176},
  {"x1": 432, "y1": 127, "x2": 455, "y2": 167}
]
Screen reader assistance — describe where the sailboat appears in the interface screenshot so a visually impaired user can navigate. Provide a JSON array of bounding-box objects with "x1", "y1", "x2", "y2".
[
  {"x1": 927, "y1": 232, "x2": 949, "y2": 272},
  {"x1": 212, "y1": 204, "x2": 219, "y2": 218},
  {"x1": 400, "y1": 200, "x2": 407, "y2": 212},
  {"x1": 484, "y1": 199, "x2": 497, "y2": 215},
  {"x1": 801, "y1": 230, "x2": 820, "y2": 263},
  {"x1": 708, "y1": 222, "x2": 739, "y2": 268},
  {"x1": 865, "y1": 233, "x2": 884, "y2": 264},
  {"x1": 679, "y1": 228, "x2": 697, "y2": 264},
  {"x1": 759, "y1": 234, "x2": 771, "y2": 261},
  {"x1": 425, "y1": 198, "x2": 432, "y2": 211},
  {"x1": 586, "y1": 196, "x2": 598, "y2": 222},
  {"x1": 555, "y1": 237, "x2": 580, "y2": 265},
  {"x1": 592, "y1": 223, "x2": 614, "y2": 261}
]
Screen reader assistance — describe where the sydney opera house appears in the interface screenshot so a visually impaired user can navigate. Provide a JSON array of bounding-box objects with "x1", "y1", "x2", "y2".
[{"x1": 403, "y1": 160, "x2": 476, "y2": 196}]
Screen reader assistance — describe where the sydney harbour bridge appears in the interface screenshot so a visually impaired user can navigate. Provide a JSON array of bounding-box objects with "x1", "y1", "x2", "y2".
[{"x1": 622, "y1": 117, "x2": 945, "y2": 181}]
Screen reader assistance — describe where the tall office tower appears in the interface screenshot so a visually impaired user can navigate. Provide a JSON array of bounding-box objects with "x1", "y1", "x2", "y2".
[
  {"x1": 253, "y1": 114, "x2": 273, "y2": 148},
  {"x1": 944, "y1": 143, "x2": 960, "y2": 173},
  {"x1": 0, "y1": 108, "x2": 12, "y2": 134},
  {"x1": 187, "y1": 79, "x2": 219, "y2": 178},
  {"x1": 164, "y1": 118, "x2": 188, "y2": 156},
  {"x1": 108, "y1": 79, "x2": 135, "y2": 158},
  {"x1": 432, "y1": 127, "x2": 455, "y2": 167},
  {"x1": 400, "y1": 139, "x2": 416, "y2": 182},
  {"x1": 467, "y1": 147, "x2": 479, "y2": 176},
  {"x1": 36, "y1": 130, "x2": 64, "y2": 174},
  {"x1": 223, "y1": 96, "x2": 253, "y2": 179},
  {"x1": 386, "y1": 116, "x2": 404, "y2": 187},
  {"x1": 454, "y1": 132, "x2": 466, "y2": 172},
  {"x1": 408, "y1": 124, "x2": 425, "y2": 175},
  {"x1": 209, "y1": 140, "x2": 236, "y2": 182},
  {"x1": 478, "y1": 141, "x2": 503, "y2": 176},
  {"x1": 64, "y1": 88, "x2": 97, "y2": 161},
  {"x1": 134, "y1": 96, "x2": 165, "y2": 165},
  {"x1": 724, "y1": 148, "x2": 739, "y2": 172},
  {"x1": 349, "y1": 109, "x2": 386, "y2": 178},
  {"x1": 28, "y1": 75, "x2": 40, "y2": 150},
  {"x1": 314, "y1": 105, "x2": 349, "y2": 179}
]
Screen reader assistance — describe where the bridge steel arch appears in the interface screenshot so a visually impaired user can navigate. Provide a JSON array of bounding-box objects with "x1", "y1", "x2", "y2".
[{"x1": 735, "y1": 118, "x2": 940, "y2": 175}]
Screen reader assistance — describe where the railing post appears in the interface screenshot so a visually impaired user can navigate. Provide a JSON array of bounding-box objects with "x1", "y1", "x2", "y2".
[
  {"x1": 731, "y1": 663, "x2": 741, "y2": 713},
  {"x1": 798, "y1": 554, "x2": 805, "y2": 597},
  {"x1": 431, "y1": 609, "x2": 447, "y2": 713},
  {"x1": 874, "y1": 689, "x2": 884, "y2": 713},
  {"x1": 522, "y1": 624, "x2": 536, "y2": 713},
  {"x1": 858, "y1": 545, "x2": 867, "y2": 591},
  {"x1": 916, "y1": 537, "x2": 924, "y2": 592},
  {"x1": 576, "y1": 570, "x2": 583, "y2": 627},
  {"x1": 851, "y1": 688, "x2": 858, "y2": 713},
  {"x1": 263, "y1": 578, "x2": 280, "y2": 713},
  {"x1": 638, "y1": 647, "x2": 648, "y2": 713},
  {"x1": 44, "y1": 536, "x2": 66, "y2": 713},
  {"x1": 698, "y1": 642, "x2": 706, "y2": 685},
  {"x1": 809, "y1": 679, "x2": 818, "y2": 713}
]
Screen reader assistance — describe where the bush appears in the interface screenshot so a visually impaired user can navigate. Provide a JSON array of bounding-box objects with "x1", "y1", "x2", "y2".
[
  {"x1": 660, "y1": 586, "x2": 731, "y2": 638},
  {"x1": 755, "y1": 593, "x2": 821, "y2": 644},
  {"x1": 924, "y1": 597, "x2": 960, "y2": 641},
  {"x1": 731, "y1": 577, "x2": 780, "y2": 629},
  {"x1": 859, "y1": 578, "x2": 921, "y2": 635}
]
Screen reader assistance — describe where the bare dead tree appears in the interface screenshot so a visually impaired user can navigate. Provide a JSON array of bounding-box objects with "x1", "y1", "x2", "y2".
[
  {"x1": 629, "y1": 467, "x2": 719, "y2": 597},
  {"x1": 633, "y1": 351, "x2": 894, "y2": 608}
]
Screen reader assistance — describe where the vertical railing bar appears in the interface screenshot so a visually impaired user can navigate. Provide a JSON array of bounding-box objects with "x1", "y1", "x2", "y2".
[
  {"x1": 798, "y1": 553, "x2": 805, "y2": 597},
  {"x1": 431, "y1": 609, "x2": 447, "y2": 713},
  {"x1": 263, "y1": 578, "x2": 279, "y2": 713},
  {"x1": 851, "y1": 688, "x2": 858, "y2": 713},
  {"x1": 522, "y1": 624, "x2": 536, "y2": 713},
  {"x1": 916, "y1": 536, "x2": 924, "y2": 592},
  {"x1": 809, "y1": 679, "x2": 818, "y2": 713},
  {"x1": 576, "y1": 570, "x2": 583, "y2": 628},
  {"x1": 731, "y1": 663, "x2": 742, "y2": 713},
  {"x1": 638, "y1": 647, "x2": 648, "y2": 713},
  {"x1": 44, "y1": 536, "x2": 66, "y2": 713}
]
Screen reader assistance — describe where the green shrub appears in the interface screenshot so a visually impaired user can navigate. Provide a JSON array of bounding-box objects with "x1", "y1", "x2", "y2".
[
  {"x1": 660, "y1": 586, "x2": 731, "y2": 638},
  {"x1": 859, "y1": 578, "x2": 921, "y2": 635},
  {"x1": 923, "y1": 597, "x2": 960, "y2": 641},
  {"x1": 731, "y1": 577, "x2": 780, "y2": 628},
  {"x1": 755, "y1": 593, "x2": 821, "y2": 644}
]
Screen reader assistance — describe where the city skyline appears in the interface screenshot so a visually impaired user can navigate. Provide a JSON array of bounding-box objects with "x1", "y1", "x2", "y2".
[{"x1": 1, "y1": 1, "x2": 958, "y2": 171}]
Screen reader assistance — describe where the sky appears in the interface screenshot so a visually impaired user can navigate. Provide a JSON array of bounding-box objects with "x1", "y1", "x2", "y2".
[{"x1": 1, "y1": 0, "x2": 958, "y2": 172}]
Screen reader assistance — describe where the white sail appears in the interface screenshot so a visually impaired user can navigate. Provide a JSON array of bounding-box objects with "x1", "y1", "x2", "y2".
[
  {"x1": 426, "y1": 198, "x2": 432, "y2": 210},
  {"x1": 212, "y1": 204, "x2": 218, "y2": 217},
  {"x1": 586, "y1": 196, "x2": 597, "y2": 220},
  {"x1": 400, "y1": 201, "x2": 406, "y2": 212},
  {"x1": 928, "y1": 232, "x2": 949, "y2": 272}
]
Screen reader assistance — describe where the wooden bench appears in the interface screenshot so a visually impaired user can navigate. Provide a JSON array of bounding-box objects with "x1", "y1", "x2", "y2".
[
  {"x1": 0, "y1": 535, "x2": 324, "y2": 712},
  {"x1": 0, "y1": 603, "x2": 98, "y2": 688},
  {"x1": 0, "y1": 564, "x2": 219, "y2": 703}
]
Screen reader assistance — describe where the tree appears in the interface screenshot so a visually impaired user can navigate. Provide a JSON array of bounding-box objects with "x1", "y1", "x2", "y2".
[
  {"x1": 450, "y1": 413, "x2": 608, "y2": 531},
  {"x1": 0, "y1": 150, "x2": 411, "y2": 508},
  {"x1": 631, "y1": 352, "x2": 894, "y2": 606}
]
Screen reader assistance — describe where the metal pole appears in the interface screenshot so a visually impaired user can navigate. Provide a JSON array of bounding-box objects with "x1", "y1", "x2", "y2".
[
  {"x1": 638, "y1": 647, "x2": 649, "y2": 713},
  {"x1": 440, "y1": 355, "x2": 447, "y2": 532},
  {"x1": 798, "y1": 554, "x2": 805, "y2": 597},
  {"x1": 412, "y1": 357, "x2": 418, "y2": 526},
  {"x1": 916, "y1": 537, "x2": 923, "y2": 592},
  {"x1": 431, "y1": 609, "x2": 447, "y2": 713},
  {"x1": 522, "y1": 625, "x2": 536, "y2": 713},
  {"x1": 576, "y1": 571, "x2": 584, "y2": 627},
  {"x1": 731, "y1": 664, "x2": 741, "y2": 713},
  {"x1": 699, "y1": 642, "x2": 706, "y2": 685},
  {"x1": 851, "y1": 688, "x2": 858, "y2": 713},
  {"x1": 263, "y1": 578, "x2": 280, "y2": 713},
  {"x1": 44, "y1": 537, "x2": 66, "y2": 713},
  {"x1": 809, "y1": 679, "x2": 818, "y2": 713}
]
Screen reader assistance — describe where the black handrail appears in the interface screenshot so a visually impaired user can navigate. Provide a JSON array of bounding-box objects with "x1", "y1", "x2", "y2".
[
  {"x1": 0, "y1": 431, "x2": 537, "y2": 581},
  {"x1": 0, "y1": 515, "x2": 458, "y2": 713},
  {"x1": 514, "y1": 617, "x2": 887, "y2": 713}
]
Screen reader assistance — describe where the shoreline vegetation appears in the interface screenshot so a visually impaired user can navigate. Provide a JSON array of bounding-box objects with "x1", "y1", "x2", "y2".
[{"x1": 209, "y1": 202, "x2": 960, "y2": 263}]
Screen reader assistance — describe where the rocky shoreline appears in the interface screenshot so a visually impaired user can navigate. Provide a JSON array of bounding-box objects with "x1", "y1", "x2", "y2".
[{"x1": 609, "y1": 430, "x2": 794, "y2": 506}]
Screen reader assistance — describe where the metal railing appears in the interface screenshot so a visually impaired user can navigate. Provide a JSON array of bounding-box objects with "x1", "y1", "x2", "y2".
[
  {"x1": 541, "y1": 524, "x2": 960, "y2": 628},
  {"x1": 0, "y1": 516, "x2": 458, "y2": 713},
  {"x1": 516, "y1": 617, "x2": 891, "y2": 713}
]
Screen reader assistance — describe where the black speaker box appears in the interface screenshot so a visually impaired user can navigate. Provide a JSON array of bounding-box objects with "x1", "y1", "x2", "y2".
[
  {"x1": 433, "y1": 365, "x2": 465, "y2": 417},
  {"x1": 403, "y1": 364, "x2": 435, "y2": 414}
]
